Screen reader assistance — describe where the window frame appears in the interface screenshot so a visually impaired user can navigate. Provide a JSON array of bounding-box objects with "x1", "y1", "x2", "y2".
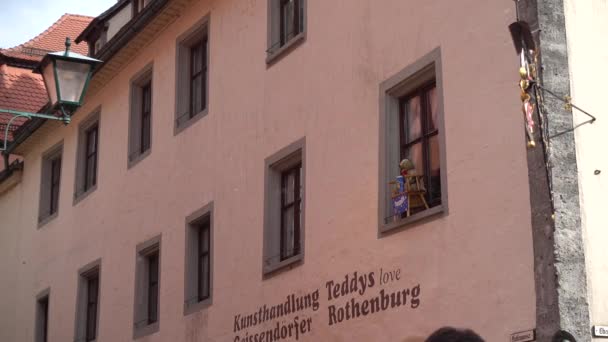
[
  {"x1": 74, "y1": 110, "x2": 101, "y2": 205},
  {"x1": 378, "y1": 48, "x2": 448, "y2": 234},
  {"x1": 266, "y1": 0, "x2": 307, "y2": 65},
  {"x1": 183, "y1": 202, "x2": 214, "y2": 316},
  {"x1": 263, "y1": 138, "x2": 306, "y2": 277},
  {"x1": 74, "y1": 260, "x2": 101, "y2": 342},
  {"x1": 174, "y1": 16, "x2": 210, "y2": 135},
  {"x1": 133, "y1": 236, "x2": 161, "y2": 339},
  {"x1": 128, "y1": 63, "x2": 154, "y2": 168},
  {"x1": 38, "y1": 141, "x2": 63, "y2": 227}
]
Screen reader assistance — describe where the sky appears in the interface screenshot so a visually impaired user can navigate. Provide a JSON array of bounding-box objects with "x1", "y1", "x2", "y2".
[{"x1": 0, "y1": 0, "x2": 116, "y2": 48}]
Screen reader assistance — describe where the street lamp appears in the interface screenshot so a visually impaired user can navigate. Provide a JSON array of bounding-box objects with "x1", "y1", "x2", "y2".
[{"x1": 1, "y1": 37, "x2": 102, "y2": 150}]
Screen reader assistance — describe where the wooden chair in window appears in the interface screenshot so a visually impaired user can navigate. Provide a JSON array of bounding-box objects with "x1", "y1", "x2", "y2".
[{"x1": 389, "y1": 174, "x2": 430, "y2": 218}]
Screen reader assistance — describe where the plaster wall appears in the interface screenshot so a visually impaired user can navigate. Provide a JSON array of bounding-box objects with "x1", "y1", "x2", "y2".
[
  {"x1": 0, "y1": 0, "x2": 536, "y2": 341},
  {"x1": 0, "y1": 182, "x2": 23, "y2": 342},
  {"x1": 564, "y1": 0, "x2": 608, "y2": 336}
]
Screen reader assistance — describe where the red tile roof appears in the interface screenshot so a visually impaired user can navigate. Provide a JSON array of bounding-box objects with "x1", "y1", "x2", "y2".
[
  {"x1": 0, "y1": 65, "x2": 47, "y2": 142},
  {"x1": 0, "y1": 13, "x2": 92, "y2": 62},
  {"x1": 0, "y1": 14, "x2": 92, "y2": 143}
]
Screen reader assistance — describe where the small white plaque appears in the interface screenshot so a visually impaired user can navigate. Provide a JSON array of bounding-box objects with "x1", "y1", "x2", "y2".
[
  {"x1": 594, "y1": 326, "x2": 608, "y2": 337},
  {"x1": 511, "y1": 329, "x2": 535, "y2": 342}
]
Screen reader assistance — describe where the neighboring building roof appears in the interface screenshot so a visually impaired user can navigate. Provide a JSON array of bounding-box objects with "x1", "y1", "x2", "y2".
[
  {"x1": 0, "y1": 65, "x2": 47, "y2": 142},
  {"x1": 0, "y1": 13, "x2": 92, "y2": 65},
  {"x1": 0, "y1": 14, "x2": 92, "y2": 143}
]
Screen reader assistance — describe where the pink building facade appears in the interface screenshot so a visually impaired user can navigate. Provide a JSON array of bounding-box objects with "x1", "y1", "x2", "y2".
[{"x1": 2, "y1": 0, "x2": 573, "y2": 341}]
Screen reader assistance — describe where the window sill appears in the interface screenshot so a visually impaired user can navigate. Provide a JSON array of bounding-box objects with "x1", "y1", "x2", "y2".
[
  {"x1": 128, "y1": 149, "x2": 152, "y2": 169},
  {"x1": 379, "y1": 205, "x2": 445, "y2": 235},
  {"x1": 183, "y1": 296, "x2": 212, "y2": 316},
  {"x1": 73, "y1": 185, "x2": 98, "y2": 206},
  {"x1": 38, "y1": 212, "x2": 58, "y2": 229},
  {"x1": 266, "y1": 32, "x2": 306, "y2": 67},
  {"x1": 174, "y1": 108, "x2": 208, "y2": 136},
  {"x1": 133, "y1": 321, "x2": 159, "y2": 340},
  {"x1": 263, "y1": 253, "x2": 303, "y2": 278}
]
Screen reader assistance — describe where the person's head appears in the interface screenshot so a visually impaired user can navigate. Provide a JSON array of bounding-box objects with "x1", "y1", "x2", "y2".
[{"x1": 425, "y1": 327, "x2": 485, "y2": 342}]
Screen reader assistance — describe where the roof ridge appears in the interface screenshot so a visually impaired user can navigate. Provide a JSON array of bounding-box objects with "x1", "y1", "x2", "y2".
[{"x1": 3, "y1": 13, "x2": 93, "y2": 53}]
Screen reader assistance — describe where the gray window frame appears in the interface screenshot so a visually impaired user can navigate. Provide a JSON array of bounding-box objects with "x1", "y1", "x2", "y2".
[
  {"x1": 378, "y1": 47, "x2": 448, "y2": 234},
  {"x1": 183, "y1": 202, "x2": 214, "y2": 316},
  {"x1": 38, "y1": 141, "x2": 63, "y2": 227},
  {"x1": 73, "y1": 109, "x2": 101, "y2": 205},
  {"x1": 174, "y1": 15, "x2": 210, "y2": 135},
  {"x1": 263, "y1": 137, "x2": 306, "y2": 277},
  {"x1": 266, "y1": 0, "x2": 307, "y2": 65},
  {"x1": 74, "y1": 259, "x2": 101, "y2": 342},
  {"x1": 133, "y1": 235, "x2": 161, "y2": 339},
  {"x1": 128, "y1": 63, "x2": 154, "y2": 169},
  {"x1": 35, "y1": 288, "x2": 50, "y2": 342}
]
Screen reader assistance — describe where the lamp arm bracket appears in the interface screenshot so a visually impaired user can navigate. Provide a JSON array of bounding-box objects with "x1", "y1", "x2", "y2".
[{"x1": 0, "y1": 108, "x2": 70, "y2": 152}]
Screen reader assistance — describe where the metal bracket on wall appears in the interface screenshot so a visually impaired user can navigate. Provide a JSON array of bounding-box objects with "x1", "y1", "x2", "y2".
[
  {"x1": 0, "y1": 107, "x2": 70, "y2": 152},
  {"x1": 536, "y1": 85, "x2": 597, "y2": 140}
]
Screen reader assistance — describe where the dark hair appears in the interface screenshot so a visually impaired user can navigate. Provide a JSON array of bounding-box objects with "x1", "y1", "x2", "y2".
[{"x1": 426, "y1": 327, "x2": 485, "y2": 342}]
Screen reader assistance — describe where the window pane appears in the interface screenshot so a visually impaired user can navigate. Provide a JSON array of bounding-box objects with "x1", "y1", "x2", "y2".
[
  {"x1": 86, "y1": 128, "x2": 97, "y2": 155},
  {"x1": 148, "y1": 253, "x2": 159, "y2": 324},
  {"x1": 85, "y1": 156, "x2": 96, "y2": 189},
  {"x1": 40, "y1": 297, "x2": 49, "y2": 342},
  {"x1": 198, "y1": 254, "x2": 209, "y2": 300},
  {"x1": 191, "y1": 75, "x2": 203, "y2": 115},
  {"x1": 148, "y1": 283, "x2": 158, "y2": 323},
  {"x1": 404, "y1": 96, "x2": 422, "y2": 142},
  {"x1": 428, "y1": 135, "x2": 441, "y2": 205},
  {"x1": 427, "y1": 86, "x2": 438, "y2": 132},
  {"x1": 199, "y1": 224, "x2": 210, "y2": 254},
  {"x1": 403, "y1": 142, "x2": 424, "y2": 176},
  {"x1": 141, "y1": 114, "x2": 151, "y2": 152},
  {"x1": 191, "y1": 44, "x2": 203, "y2": 74},
  {"x1": 283, "y1": 171, "x2": 295, "y2": 204},
  {"x1": 142, "y1": 84, "x2": 152, "y2": 113},
  {"x1": 280, "y1": 0, "x2": 295, "y2": 44},
  {"x1": 281, "y1": 206, "x2": 295, "y2": 258}
]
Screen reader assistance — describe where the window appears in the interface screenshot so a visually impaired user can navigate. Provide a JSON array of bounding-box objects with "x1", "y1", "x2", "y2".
[
  {"x1": 128, "y1": 65, "x2": 153, "y2": 167},
  {"x1": 184, "y1": 203, "x2": 213, "y2": 315},
  {"x1": 75, "y1": 262, "x2": 100, "y2": 342},
  {"x1": 175, "y1": 18, "x2": 209, "y2": 134},
  {"x1": 74, "y1": 111, "x2": 100, "y2": 203},
  {"x1": 267, "y1": 0, "x2": 306, "y2": 64},
  {"x1": 263, "y1": 138, "x2": 305, "y2": 275},
  {"x1": 378, "y1": 48, "x2": 447, "y2": 233},
  {"x1": 133, "y1": 237, "x2": 161, "y2": 339},
  {"x1": 38, "y1": 142, "x2": 63, "y2": 225},
  {"x1": 35, "y1": 290, "x2": 50, "y2": 342}
]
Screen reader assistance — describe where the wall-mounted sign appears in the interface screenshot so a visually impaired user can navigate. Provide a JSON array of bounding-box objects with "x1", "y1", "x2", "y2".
[
  {"x1": 511, "y1": 329, "x2": 535, "y2": 342},
  {"x1": 594, "y1": 326, "x2": 608, "y2": 338}
]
